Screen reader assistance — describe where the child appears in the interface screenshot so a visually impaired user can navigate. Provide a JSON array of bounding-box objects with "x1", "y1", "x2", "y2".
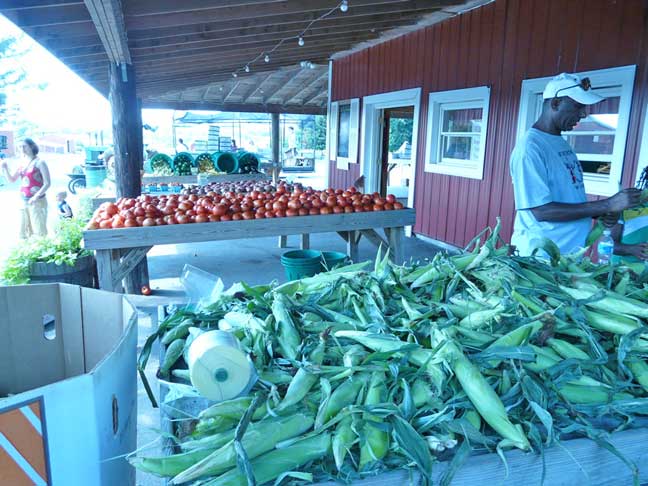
[
  {"x1": 56, "y1": 191, "x2": 73, "y2": 219},
  {"x1": 611, "y1": 166, "x2": 648, "y2": 262}
]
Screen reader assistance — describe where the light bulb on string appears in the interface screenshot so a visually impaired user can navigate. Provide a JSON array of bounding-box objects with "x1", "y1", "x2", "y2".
[
  {"x1": 300, "y1": 61, "x2": 307, "y2": 68},
  {"x1": 340, "y1": 0, "x2": 348, "y2": 12},
  {"x1": 309, "y1": 62, "x2": 315, "y2": 69},
  {"x1": 264, "y1": 54, "x2": 270, "y2": 63},
  {"x1": 245, "y1": 65, "x2": 250, "y2": 73},
  {"x1": 298, "y1": 37, "x2": 305, "y2": 46},
  {"x1": 232, "y1": 72, "x2": 238, "y2": 78}
]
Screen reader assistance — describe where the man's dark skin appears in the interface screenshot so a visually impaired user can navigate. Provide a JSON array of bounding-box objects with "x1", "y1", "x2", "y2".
[{"x1": 528, "y1": 97, "x2": 641, "y2": 222}]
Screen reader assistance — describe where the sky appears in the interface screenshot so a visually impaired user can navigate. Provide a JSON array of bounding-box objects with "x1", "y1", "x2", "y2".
[{"x1": 0, "y1": 14, "x2": 174, "y2": 135}]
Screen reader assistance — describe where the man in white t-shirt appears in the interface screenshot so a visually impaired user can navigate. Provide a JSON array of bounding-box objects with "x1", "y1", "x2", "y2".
[{"x1": 510, "y1": 73, "x2": 641, "y2": 256}]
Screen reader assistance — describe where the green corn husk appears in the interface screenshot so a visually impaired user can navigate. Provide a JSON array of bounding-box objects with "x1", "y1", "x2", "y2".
[
  {"x1": 129, "y1": 448, "x2": 216, "y2": 478},
  {"x1": 201, "y1": 433, "x2": 331, "y2": 486},
  {"x1": 271, "y1": 293, "x2": 302, "y2": 360},
  {"x1": 547, "y1": 338, "x2": 591, "y2": 361},
  {"x1": 171, "y1": 413, "x2": 314, "y2": 484},
  {"x1": 627, "y1": 358, "x2": 648, "y2": 394},
  {"x1": 359, "y1": 372, "x2": 389, "y2": 470},
  {"x1": 332, "y1": 416, "x2": 355, "y2": 471},
  {"x1": 560, "y1": 285, "x2": 648, "y2": 318}
]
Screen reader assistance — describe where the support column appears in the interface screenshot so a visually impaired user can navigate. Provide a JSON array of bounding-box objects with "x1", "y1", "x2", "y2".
[
  {"x1": 109, "y1": 63, "x2": 149, "y2": 294},
  {"x1": 271, "y1": 112, "x2": 280, "y2": 185}
]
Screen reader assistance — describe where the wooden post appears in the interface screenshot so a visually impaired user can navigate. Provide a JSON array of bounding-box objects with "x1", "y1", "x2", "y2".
[
  {"x1": 109, "y1": 62, "x2": 149, "y2": 293},
  {"x1": 271, "y1": 112, "x2": 280, "y2": 184}
]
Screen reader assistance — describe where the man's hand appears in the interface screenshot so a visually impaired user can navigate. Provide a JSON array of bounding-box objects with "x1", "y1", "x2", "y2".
[
  {"x1": 607, "y1": 188, "x2": 642, "y2": 213},
  {"x1": 624, "y1": 243, "x2": 648, "y2": 261}
]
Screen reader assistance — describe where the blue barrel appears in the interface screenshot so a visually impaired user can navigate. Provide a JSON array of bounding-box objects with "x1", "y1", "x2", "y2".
[{"x1": 85, "y1": 165, "x2": 107, "y2": 188}]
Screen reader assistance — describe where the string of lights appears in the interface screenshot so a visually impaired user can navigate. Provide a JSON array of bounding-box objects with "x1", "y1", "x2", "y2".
[{"x1": 232, "y1": 0, "x2": 349, "y2": 78}]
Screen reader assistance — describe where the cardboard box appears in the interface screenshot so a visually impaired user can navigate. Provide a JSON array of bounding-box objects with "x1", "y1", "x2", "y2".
[{"x1": 0, "y1": 284, "x2": 137, "y2": 486}]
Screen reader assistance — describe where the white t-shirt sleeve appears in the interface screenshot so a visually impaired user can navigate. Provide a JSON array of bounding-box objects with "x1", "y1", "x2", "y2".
[{"x1": 511, "y1": 142, "x2": 553, "y2": 210}]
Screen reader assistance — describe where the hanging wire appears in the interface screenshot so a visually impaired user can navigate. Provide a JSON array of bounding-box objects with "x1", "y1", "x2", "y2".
[{"x1": 231, "y1": 0, "x2": 348, "y2": 77}]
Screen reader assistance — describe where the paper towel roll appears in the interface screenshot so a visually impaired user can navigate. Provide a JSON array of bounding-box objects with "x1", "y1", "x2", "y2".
[{"x1": 187, "y1": 330, "x2": 256, "y2": 401}]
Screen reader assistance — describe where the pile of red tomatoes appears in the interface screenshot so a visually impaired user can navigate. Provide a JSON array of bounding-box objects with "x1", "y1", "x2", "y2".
[{"x1": 87, "y1": 185, "x2": 405, "y2": 230}]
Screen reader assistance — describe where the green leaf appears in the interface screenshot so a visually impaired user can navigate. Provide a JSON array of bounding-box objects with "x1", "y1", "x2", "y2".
[{"x1": 391, "y1": 415, "x2": 433, "y2": 479}]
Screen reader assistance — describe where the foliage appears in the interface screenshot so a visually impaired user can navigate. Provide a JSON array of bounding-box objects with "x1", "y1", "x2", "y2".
[
  {"x1": 388, "y1": 117, "x2": 413, "y2": 153},
  {"x1": 296, "y1": 115, "x2": 327, "y2": 151},
  {"x1": 1, "y1": 218, "x2": 91, "y2": 285}
]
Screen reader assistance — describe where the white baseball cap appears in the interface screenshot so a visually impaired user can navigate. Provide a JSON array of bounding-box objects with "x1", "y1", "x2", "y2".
[{"x1": 542, "y1": 73, "x2": 604, "y2": 105}]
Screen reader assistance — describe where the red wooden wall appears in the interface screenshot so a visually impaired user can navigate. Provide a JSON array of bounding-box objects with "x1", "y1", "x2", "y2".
[{"x1": 329, "y1": 0, "x2": 648, "y2": 247}]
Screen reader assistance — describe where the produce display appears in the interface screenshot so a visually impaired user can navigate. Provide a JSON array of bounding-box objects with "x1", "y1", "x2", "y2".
[
  {"x1": 174, "y1": 152, "x2": 194, "y2": 176},
  {"x1": 195, "y1": 153, "x2": 217, "y2": 173},
  {"x1": 150, "y1": 153, "x2": 174, "y2": 176},
  {"x1": 182, "y1": 179, "x2": 282, "y2": 196},
  {"x1": 131, "y1": 222, "x2": 648, "y2": 485},
  {"x1": 86, "y1": 184, "x2": 404, "y2": 229}
]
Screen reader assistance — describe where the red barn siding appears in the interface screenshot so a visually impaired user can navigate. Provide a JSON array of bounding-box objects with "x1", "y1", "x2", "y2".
[{"x1": 330, "y1": 0, "x2": 648, "y2": 247}]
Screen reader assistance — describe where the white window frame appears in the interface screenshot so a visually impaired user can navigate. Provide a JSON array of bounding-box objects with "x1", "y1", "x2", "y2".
[
  {"x1": 328, "y1": 98, "x2": 360, "y2": 170},
  {"x1": 424, "y1": 86, "x2": 491, "y2": 180},
  {"x1": 635, "y1": 102, "x2": 648, "y2": 186},
  {"x1": 516, "y1": 65, "x2": 636, "y2": 197}
]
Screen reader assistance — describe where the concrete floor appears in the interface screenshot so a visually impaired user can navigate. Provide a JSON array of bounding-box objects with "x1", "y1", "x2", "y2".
[{"x1": 133, "y1": 231, "x2": 444, "y2": 485}]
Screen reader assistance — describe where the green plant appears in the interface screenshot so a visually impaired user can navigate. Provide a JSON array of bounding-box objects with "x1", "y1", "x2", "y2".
[{"x1": 1, "y1": 218, "x2": 91, "y2": 285}]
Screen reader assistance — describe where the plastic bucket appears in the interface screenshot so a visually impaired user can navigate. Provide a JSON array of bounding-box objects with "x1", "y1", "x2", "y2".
[
  {"x1": 85, "y1": 165, "x2": 106, "y2": 187},
  {"x1": 280, "y1": 250, "x2": 322, "y2": 280},
  {"x1": 214, "y1": 152, "x2": 239, "y2": 173},
  {"x1": 237, "y1": 151, "x2": 260, "y2": 173},
  {"x1": 321, "y1": 251, "x2": 349, "y2": 271}
]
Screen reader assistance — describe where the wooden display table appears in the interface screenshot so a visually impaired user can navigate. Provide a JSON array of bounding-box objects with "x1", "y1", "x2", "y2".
[
  {"x1": 83, "y1": 209, "x2": 416, "y2": 292},
  {"x1": 141, "y1": 173, "x2": 269, "y2": 185}
]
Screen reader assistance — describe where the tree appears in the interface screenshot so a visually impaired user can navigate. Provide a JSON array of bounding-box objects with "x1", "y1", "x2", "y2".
[{"x1": 388, "y1": 117, "x2": 413, "y2": 153}]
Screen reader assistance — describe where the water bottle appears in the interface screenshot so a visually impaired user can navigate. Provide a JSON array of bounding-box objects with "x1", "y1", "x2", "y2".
[{"x1": 597, "y1": 229, "x2": 614, "y2": 265}]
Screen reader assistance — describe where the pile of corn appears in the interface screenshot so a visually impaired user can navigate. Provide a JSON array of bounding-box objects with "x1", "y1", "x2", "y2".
[{"x1": 132, "y1": 220, "x2": 648, "y2": 485}]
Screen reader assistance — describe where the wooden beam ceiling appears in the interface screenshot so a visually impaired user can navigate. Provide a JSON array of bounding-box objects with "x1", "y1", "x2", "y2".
[
  {"x1": 83, "y1": 0, "x2": 130, "y2": 64},
  {"x1": 142, "y1": 100, "x2": 325, "y2": 115}
]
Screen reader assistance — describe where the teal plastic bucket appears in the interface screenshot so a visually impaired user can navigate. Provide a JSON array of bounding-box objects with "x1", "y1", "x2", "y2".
[
  {"x1": 280, "y1": 250, "x2": 322, "y2": 280},
  {"x1": 215, "y1": 152, "x2": 239, "y2": 174},
  {"x1": 321, "y1": 251, "x2": 349, "y2": 271},
  {"x1": 85, "y1": 165, "x2": 106, "y2": 187}
]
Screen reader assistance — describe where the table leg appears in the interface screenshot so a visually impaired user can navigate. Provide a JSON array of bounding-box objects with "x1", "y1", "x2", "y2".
[
  {"x1": 347, "y1": 231, "x2": 360, "y2": 263},
  {"x1": 278, "y1": 235, "x2": 287, "y2": 248},
  {"x1": 300, "y1": 234, "x2": 310, "y2": 250},
  {"x1": 95, "y1": 249, "x2": 123, "y2": 292},
  {"x1": 388, "y1": 226, "x2": 405, "y2": 264}
]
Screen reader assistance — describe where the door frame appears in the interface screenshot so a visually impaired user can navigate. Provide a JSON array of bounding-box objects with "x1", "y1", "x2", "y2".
[
  {"x1": 634, "y1": 102, "x2": 648, "y2": 186},
  {"x1": 360, "y1": 88, "x2": 421, "y2": 211}
]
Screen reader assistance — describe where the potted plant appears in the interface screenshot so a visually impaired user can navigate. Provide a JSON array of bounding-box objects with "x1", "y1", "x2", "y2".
[{"x1": 1, "y1": 216, "x2": 96, "y2": 287}]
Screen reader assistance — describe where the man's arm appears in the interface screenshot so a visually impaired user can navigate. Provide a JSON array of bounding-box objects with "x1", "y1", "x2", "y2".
[{"x1": 531, "y1": 188, "x2": 641, "y2": 222}]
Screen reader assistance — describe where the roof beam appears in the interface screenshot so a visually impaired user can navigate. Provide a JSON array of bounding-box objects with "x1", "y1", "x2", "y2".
[
  {"x1": 302, "y1": 88, "x2": 328, "y2": 106},
  {"x1": 282, "y1": 70, "x2": 328, "y2": 105},
  {"x1": 223, "y1": 81, "x2": 242, "y2": 103},
  {"x1": 122, "y1": 0, "x2": 449, "y2": 30},
  {"x1": 241, "y1": 72, "x2": 276, "y2": 103},
  {"x1": 142, "y1": 100, "x2": 325, "y2": 115},
  {"x1": 28, "y1": 1, "x2": 444, "y2": 45},
  {"x1": 83, "y1": 0, "x2": 130, "y2": 64},
  {"x1": 1, "y1": 1, "x2": 83, "y2": 9},
  {"x1": 262, "y1": 69, "x2": 305, "y2": 103}
]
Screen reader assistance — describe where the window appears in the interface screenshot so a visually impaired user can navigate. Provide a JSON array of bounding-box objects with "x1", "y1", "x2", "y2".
[
  {"x1": 329, "y1": 99, "x2": 359, "y2": 170},
  {"x1": 516, "y1": 65, "x2": 636, "y2": 196},
  {"x1": 424, "y1": 86, "x2": 490, "y2": 179}
]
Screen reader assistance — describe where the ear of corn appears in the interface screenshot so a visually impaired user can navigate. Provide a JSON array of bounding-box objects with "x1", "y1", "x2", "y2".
[
  {"x1": 171, "y1": 413, "x2": 314, "y2": 484},
  {"x1": 201, "y1": 433, "x2": 331, "y2": 486},
  {"x1": 359, "y1": 372, "x2": 390, "y2": 470}
]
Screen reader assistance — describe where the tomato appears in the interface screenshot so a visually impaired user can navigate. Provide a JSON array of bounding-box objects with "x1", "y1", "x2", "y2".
[
  {"x1": 213, "y1": 204, "x2": 228, "y2": 216},
  {"x1": 242, "y1": 211, "x2": 254, "y2": 220},
  {"x1": 384, "y1": 202, "x2": 394, "y2": 210},
  {"x1": 287, "y1": 199, "x2": 302, "y2": 210},
  {"x1": 275, "y1": 209, "x2": 286, "y2": 218},
  {"x1": 285, "y1": 208, "x2": 297, "y2": 217},
  {"x1": 255, "y1": 212, "x2": 265, "y2": 219},
  {"x1": 136, "y1": 216, "x2": 145, "y2": 224},
  {"x1": 373, "y1": 204, "x2": 384, "y2": 211},
  {"x1": 354, "y1": 206, "x2": 364, "y2": 213},
  {"x1": 349, "y1": 186, "x2": 358, "y2": 194},
  {"x1": 134, "y1": 207, "x2": 145, "y2": 217},
  {"x1": 298, "y1": 208, "x2": 309, "y2": 216},
  {"x1": 87, "y1": 221, "x2": 99, "y2": 230},
  {"x1": 344, "y1": 206, "x2": 354, "y2": 213},
  {"x1": 196, "y1": 205, "x2": 208, "y2": 215},
  {"x1": 326, "y1": 196, "x2": 337, "y2": 208},
  {"x1": 320, "y1": 206, "x2": 333, "y2": 215},
  {"x1": 301, "y1": 200, "x2": 312, "y2": 210},
  {"x1": 264, "y1": 211, "x2": 275, "y2": 218},
  {"x1": 333, "y1": 206, "x2": 344, "y2": 214},
  {"x1": 188, "y1": 194, "x2": 198, "y2": 202},
  {"x1": 195, "y1": 214, "x2": 209, "y2": 223},
  {"x1": 230, "y1": 205, "x2": 242, "y2": 214},
  {"x1": 240, "y1": 203, "x2": 253, "y2": 212},
  {"x1": 393, "y1": 202, "x2": 404, "y2": 210},
  {"x1": 178, "y1": 202, "x2": 191, "y2": 211},
  {"x1": 208, "y1": 215, "x2": 220, "y2": 222},
  {"x1": 176, "y1": 215, "x2": 189, "y2": 224},
  {"x1": 220, "y1": 214, "x2": 232, "y2": 221},
  {"x1": 155, "y1": 217, "x2": 167, "y2": 226},
  {"x1": 186, "y1": 209, "x2": 196, "y2": 217},
  {"x1": 386, "y1": 194, "x2": 396, "y2": 204},
  {"x1": 265, "y1": 202, "x2": 273, "y2": 211},
  {"x1": 232, "y1": 213, "x2": 243, "y2": 221},
  {"x1": 104, "y1": 203, "x2": 118, "y2": 216},
  {"x1": 141, "y1": 285, "x2": 152, "y2": 296},
  {"x1": 142, "y1": 217, "x2": 156, "y2": 226},
  {"x1": 309, "y1": 207, "x2": 320, "y2": 215},
  {"x1": 342, "y1": 191, "x2": 352, "y2": 198},
  {"x1": 374, "y1": 197, "x2": 385, "y2": 206}
]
